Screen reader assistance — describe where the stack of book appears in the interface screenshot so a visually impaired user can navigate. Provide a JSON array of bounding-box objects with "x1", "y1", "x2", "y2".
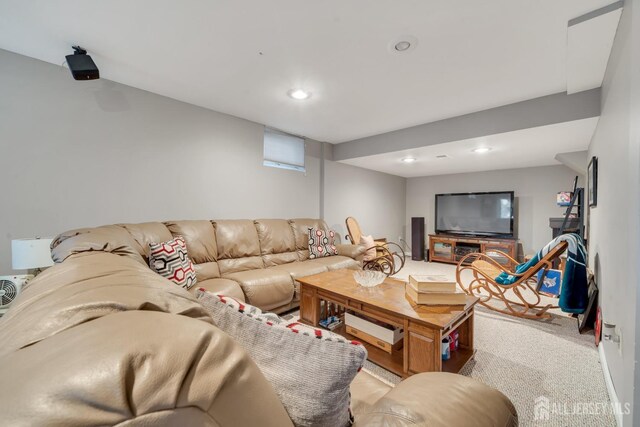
[{"x1": 406, "y1": 275, "x2": 466, "y2": 305}]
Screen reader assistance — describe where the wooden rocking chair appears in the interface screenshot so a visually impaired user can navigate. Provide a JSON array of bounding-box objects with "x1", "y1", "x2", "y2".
[
  {"x1": 345, "y1": 216, "x2": 406, "y2": 276},
  {"x1": 455, "y1": 241, "x2": 568, "y2": 320}
]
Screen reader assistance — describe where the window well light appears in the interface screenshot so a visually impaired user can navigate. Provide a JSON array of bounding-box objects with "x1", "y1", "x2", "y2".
[{"x1": 287, "y1": 89, "x2": 311, "y2": 100}]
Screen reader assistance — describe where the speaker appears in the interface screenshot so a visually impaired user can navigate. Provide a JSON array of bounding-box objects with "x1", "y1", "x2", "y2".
[
  {"x1": 411, "y1": 217, "x2": 425, "y2": 261},
  {"x1": 65, "y1": 46, "x2": 100, "y2": 80}
]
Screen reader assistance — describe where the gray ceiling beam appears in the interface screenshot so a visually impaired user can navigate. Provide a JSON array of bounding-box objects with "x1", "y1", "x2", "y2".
[
  {"x1": 568, "y1": 1, "x2": 623, "y2": 27},
  {"x1": 332, "y1": 88, "x2": 601, "y2": 161}
]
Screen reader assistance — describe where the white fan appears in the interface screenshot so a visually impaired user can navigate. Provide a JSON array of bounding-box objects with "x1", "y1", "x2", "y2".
[{"x1": 0, "y1": 275, "x2": 31, "y2": 315}]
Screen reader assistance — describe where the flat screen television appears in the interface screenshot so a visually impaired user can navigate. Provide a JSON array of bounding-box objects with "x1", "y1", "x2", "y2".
[{"x1": 435, "y1": 191, "x2": 515, "y2": 238}]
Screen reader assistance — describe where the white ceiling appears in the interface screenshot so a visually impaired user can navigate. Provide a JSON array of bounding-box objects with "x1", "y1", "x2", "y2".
[
  {"x1": 0, "y1": 0, "x2": 612, "y2": 143},
  {"x1": 340, "y1": 117, "x2": 599, "y2": 178}
]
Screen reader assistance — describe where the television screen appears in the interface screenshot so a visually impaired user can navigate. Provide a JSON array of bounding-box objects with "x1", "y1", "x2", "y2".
[{"x1": 435, "y1": 192, "x2": 514, "y2": 237}]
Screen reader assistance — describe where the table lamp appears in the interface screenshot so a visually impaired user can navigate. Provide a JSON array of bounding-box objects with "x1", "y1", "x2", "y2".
[{"x1": 11, "y1": 237, "x2": 55, "y2": 276}]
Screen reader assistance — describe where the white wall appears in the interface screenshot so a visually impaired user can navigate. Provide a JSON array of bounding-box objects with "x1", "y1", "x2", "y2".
[
  {"x1": 323, "y1": 160, "x2": 406, "y2": 244},
  {"x1": 406, "y1": 165, "x2": 583, "y2": 256},
  {"x1": 0, "y1": 49, "x2": 325, "y2": 273},
  {"x1": 587, "y1": 1, "x2": 639, "y2": 424}
]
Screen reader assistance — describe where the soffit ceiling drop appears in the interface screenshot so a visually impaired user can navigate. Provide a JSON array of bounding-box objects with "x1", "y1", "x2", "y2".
[{"x1": 0, "y1": 0, "x2": 613, "y2": 143}]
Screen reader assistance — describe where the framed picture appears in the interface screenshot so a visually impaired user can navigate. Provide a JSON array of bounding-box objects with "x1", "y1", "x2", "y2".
[
  {"x1": 536, "y1": 268, "x2": 562, "y2": 297},
  {"x1": 578, "y1": 274, "x2": 599, "y2": 334},
  {"x1": 556, "y1": 191, "x2": 573, "y2": 206},
  {"x1": 588, "y1": 156, "x2": 598, "y2": 207}
]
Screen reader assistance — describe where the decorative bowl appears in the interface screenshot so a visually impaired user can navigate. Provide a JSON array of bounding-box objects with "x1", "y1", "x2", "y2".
[{"x1": 353, "y1": 270, "x2": 386, "y2": 287}]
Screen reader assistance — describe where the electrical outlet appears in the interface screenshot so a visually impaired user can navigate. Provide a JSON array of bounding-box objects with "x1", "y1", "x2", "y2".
[
  {"x1": 617, "y1": 326, "x2": 622, "y2": 355},
  {"x1": 603, "y1": 322, "x2": 623, "y2": 354}
]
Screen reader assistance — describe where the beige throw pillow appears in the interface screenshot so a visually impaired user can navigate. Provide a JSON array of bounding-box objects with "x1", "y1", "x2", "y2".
[
  {"x1": 196, "y1": 290, "x2": 367, "y2": 427},
  {"x1": 359, "y1": 235, "x2": 376, "y2": 261}
]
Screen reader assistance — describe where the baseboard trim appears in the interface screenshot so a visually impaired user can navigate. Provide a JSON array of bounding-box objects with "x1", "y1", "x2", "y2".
[{"x1": 599, "y1": 344, "x2": 623, "y2": 427}]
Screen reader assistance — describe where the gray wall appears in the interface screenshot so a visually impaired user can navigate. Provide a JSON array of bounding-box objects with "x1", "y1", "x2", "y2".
[
  {"x1": 0, "y1": 49, "x2": 408, "y2": 274},
  {"x1": 406, "y1": 165, "x2": 583, "y2": 256},
  {"x1": 323, "y1": 160, "x2": 407, "y2": 244},
  {"x1": 587, "y1": 0, "x2": 639, "y2": 424},
  {"x1": 0, "y1": 49, "x2": 325, "y2": 273}
]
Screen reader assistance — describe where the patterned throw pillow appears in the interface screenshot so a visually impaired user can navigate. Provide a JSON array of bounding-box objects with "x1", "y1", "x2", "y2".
[
  {"x1": 148, "y1": 237, "x2": 197, "y2": 289},
  {"x1": 197, "y1": 290, "x2": 367, "y2": 427},
  {"x1": 308, "y1": 228, "x2": 338, "y2": 258}
]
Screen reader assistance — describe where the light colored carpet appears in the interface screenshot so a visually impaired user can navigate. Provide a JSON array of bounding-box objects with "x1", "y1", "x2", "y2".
[
  {"x1": 293, "y1": 261, "x2": 615, "y2": 426},
  {"x1": 395, "y1": 261, "x2": 614, "y2": 426}
]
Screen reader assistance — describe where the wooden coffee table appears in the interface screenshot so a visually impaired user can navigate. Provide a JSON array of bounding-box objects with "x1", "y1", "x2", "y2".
[{"x1": 297, "y1": 269, "x2": 479, "y2": 377}]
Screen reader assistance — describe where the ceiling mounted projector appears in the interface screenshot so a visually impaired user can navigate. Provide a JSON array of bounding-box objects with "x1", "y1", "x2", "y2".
[{"x1": 65, "y1": 46, "x2": 99, "y2": 80}]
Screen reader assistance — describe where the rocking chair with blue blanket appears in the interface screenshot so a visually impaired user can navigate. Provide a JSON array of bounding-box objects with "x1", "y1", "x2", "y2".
[{"x1": 455, "y1": 234, "x2": 588, "y2": 320}]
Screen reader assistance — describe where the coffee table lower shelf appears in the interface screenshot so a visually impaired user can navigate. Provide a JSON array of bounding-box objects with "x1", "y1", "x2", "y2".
[
  {"x1": 333, "y1": 324, "x2": 404, "y2": 375},
  {"x1": 332, "y1": 323, "x2": 475, "y2": 378},
  {"x1": 297, "y1": 270, "x2": 479, "y2": 378}
]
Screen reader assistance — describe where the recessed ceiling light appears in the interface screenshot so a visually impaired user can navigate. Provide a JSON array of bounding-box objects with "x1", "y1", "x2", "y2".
[
  {"x1": 394, "y1": 41, "x2": 411, "y2": 51},
  {"x1": 401, "y1": 157, "x2": 417, "y2": 163},
  {"x1": 389, "y1": 36, "x2": 418, "y2": 53},
  {"x1": 472, "y1": 147, "x2": 492, "y2": 153},
  {"x1": 287, "y1": 89, "x2": 311, "y2": 100}
]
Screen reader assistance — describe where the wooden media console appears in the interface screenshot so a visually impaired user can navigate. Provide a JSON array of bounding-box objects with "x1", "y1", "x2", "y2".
[{"x1": 428, "y1": 234, "x2": 519, "y2": 267}]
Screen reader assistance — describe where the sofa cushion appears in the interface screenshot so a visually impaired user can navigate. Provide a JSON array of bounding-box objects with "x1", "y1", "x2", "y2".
[
  {"x1": 50, "y1": 225, "x2": 146, "y2": 265},
  {"x1": 262, "y1": 251, "x2": 299, "y2": 267},
  {"x1": 289, "y1": 218, "x2": 329, "y2": 261},
  {"x1": 308, "y1": 228, "x2": 338, "y2": 259},
  {"x1": 336, "y1": 243, "x2": 367, "y2": 260},
  {"x1": 269, "y1": 260, "x2": 329, "y2": 280},
  {"x1": 196, "y1": 291, "x2": 367, "y2": 427},
  {"x1": 193, "y1": 278, "x2": 245, "y2": 302},
  {"x1": 255, "y1": 219, "x2": 299, "y2": 267},
  {"x1": 353, "y1": 372, "x2": 518, "y2": 427},
  {"x1": 120, "y1": 222, "x2": 173, "y2": 260},
  {"x1": 165, "y1": 220, "x2": 218, "y2": 263},
  {"x1": 218, "y1": 257, "x2": 265, "y2": 276},
  {"x1": 350, "y1": 371, "x2": 393, "y2": 417},
  {"x1": 305, "y1": 256, "x2": 360, "y2": 271},
  {"x1": 214, "y1": 220, "x2": 264, "y2": 274},
  {"x1": 269, "y1": 261, "x2": 330, "y2": 306},
  {"x1": 149, "y1": 237, "x2": 198, "y2": 290},
  {"x1": 223, "y1": 269, "x2": 294, "y2": 311},
  {"x1": 194, "y1": 261, "x2": 221, "y2": 281}
]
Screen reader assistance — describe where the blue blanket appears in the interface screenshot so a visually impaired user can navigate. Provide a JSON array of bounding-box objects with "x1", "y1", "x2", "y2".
[{"x1": 495, "y1": 234, "x2": 588, "y2": 314}]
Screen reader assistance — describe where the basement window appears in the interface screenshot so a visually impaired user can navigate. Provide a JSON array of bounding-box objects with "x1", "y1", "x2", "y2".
[{"x1": 263, "y1": 128, "x2": 306, "y2": 172}]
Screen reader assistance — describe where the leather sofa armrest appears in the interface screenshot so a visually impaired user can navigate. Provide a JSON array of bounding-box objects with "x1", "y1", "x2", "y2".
[
  {"x1": 0, "y1": 310, "x2": 293, "y2": 427},
  {"x1": 354, "y1": 373, "x2": 517, "y2": 427},
  {"x1": 336, "y1": 243, "x2": 366, "y2": 260}
]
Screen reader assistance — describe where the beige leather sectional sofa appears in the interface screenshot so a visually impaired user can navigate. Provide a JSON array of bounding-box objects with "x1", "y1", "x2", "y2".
[
  {"x1": 51, "y1": 218, "x2": 364, "y2": 313},
  {"x1": 0, "y1": 238, "x2": 518, "y2": 426}
]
